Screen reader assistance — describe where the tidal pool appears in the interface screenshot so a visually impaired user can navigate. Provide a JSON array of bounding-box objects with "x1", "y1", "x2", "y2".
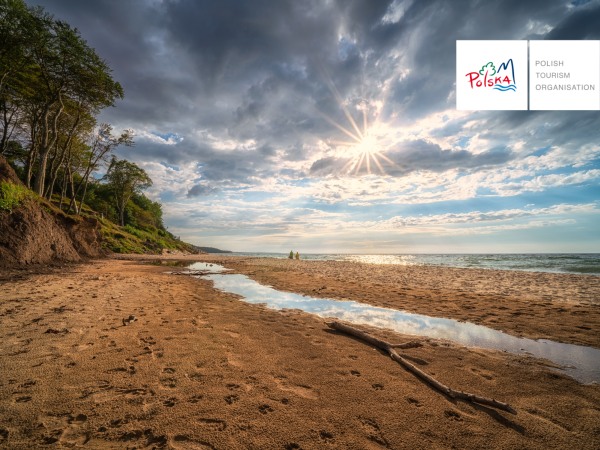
[{"x1": 189, "y1": 263, "x2": 600, "y2": 384}]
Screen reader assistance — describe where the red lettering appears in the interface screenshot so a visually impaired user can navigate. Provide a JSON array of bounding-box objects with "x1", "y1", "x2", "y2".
[
  {"x1": 466, "y1": 70, "x2": 513, "y2": 88},
  {"x1": 466, "y1": 72, "x2": 479, "y2": 88}
]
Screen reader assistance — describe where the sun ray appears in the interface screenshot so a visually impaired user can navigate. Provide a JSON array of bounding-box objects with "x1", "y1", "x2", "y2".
[
  {"x1": 354, "y1": 152, "x2": 366, "y2": 175},
  {"x1": 319, "y1": 112, "x2": 362, "y2": 142},
  {"x1": 371, "y1": 152, "x2": 387, "y2": 175},
  {"x1": 342, "y1": 107, "x2": 364, "y2": 141},
  {"x1": 317, "y1": 67, "x2": 403, "y2": 177},
  {"x1": 362, "y1": 103, "x2": 368, "y2": 135},
  {"x1": 321, "y1": 71, "x2": 365, "y2": 141}
]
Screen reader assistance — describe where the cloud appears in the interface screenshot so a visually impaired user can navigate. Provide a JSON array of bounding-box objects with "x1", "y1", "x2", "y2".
[
  {"x1": 27, "y1": 0, "x2": 600, "y2": 251},
  {"x1": 382, "y1": 203, "x2": 599, "y2": 227},
  {"x1": 310, "y1": 139, "x2": 514, "y2": 177},
  {"x1": 187, "y1": 184, "x2": 217, "y2": 198}
]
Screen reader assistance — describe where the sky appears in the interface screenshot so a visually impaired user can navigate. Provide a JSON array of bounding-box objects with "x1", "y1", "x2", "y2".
[{"x1": 27, "y1": 0, "x2": 600, "y2": 253}]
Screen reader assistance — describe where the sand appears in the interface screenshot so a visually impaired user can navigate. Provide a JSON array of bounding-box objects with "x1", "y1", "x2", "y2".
[{"x1": 0, "y1": 255, "x2": 599, "y2": 449}]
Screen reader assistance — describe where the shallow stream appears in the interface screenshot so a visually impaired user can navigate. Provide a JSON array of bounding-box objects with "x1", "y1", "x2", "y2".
[{"x1": 188, "y1": 262, "x2": 600, "y2": 384}]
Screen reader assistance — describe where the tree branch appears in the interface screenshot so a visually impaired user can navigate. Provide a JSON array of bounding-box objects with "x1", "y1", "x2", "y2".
[{"x1": 326, "y1": 321, "x2": 516, "y2": 414}]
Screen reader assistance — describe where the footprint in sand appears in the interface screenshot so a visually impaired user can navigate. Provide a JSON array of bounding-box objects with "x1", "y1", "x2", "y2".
[
  {"x1": 319, "y1": 430, "x2": 335, "y2": 442},
  {"x1": 406, "y1": 397, "x2": 422, "y2": 407},
  {"x1": 444, "y1": 409, "x2": 463, "y2": 421},
  {"x1": 188, "y1": 373, "x2": 206, "y2": 383},
  {"x1": 358, "y1": 417, "x2": 390, "y2": 448},
  {"x1": 160, "y1": 377, "x2": 178, "y2": 388},
  {"x1": 198, "y1": 418, "x2": 227, "y2": 431},
  {"x1": 272, "y1": 376, "x2": 318, "y2": 400},
  {"x1": 38, "y1": 413, "x2": 90, "y2": 447},
  {"x1": 258, "y1": 404, "x2": 274, "y2": 414},
  {"x1": 224, "y1": 394, "x2": 239, "y2": 405},
  {"x1": 525, "y1": 407, "x2": 571, "y2": 432},
  {"x1": 470, "y1": 367, "x2": 494, "y2": 380},
  {"x1": 0, "y1": 428, "x2": 9, "y2": 444},
  {"x1": 18, "y1": 380, "x2": 36, "y2": 389},
  {"x1": 188, "y1": 394, "x2": 203, "y2": 404},
  {"x1": 163, "y1": 397, "x2": 178, "y2": 407},
  {"x1": 171, "y1": 434, "x2": 217, "y2": 450}
]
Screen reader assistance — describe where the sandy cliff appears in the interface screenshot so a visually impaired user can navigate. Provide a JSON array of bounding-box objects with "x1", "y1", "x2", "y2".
[{"x1": 0, "y1": 156, "x2": 103, "y2": 267}]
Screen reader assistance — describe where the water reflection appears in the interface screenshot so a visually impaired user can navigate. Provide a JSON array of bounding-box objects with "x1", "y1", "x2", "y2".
[
  {"x1": 188, "y1": 262, "x2": 231, "y2": 273},
  {"x1": 192, "y1": 264, "x2": 600, "y2": 384}
]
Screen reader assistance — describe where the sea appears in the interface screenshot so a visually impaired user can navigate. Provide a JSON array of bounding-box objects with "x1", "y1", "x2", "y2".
[{"x1": 221, "y1": 253, "x2": 600, "y2": 276}]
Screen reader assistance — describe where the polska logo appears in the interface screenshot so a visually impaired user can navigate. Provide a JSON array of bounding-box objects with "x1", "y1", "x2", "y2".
[{"x1": 466, "y1": 59, "x2": 516, "y2": 92}]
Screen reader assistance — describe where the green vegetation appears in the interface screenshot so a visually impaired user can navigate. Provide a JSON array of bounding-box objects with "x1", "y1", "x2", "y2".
[
  {"x1": 97, "y1": 216, "x2": 196, "y2": 254},
  {"x1": 103, "y1": 157, "x2": 152, "y2": 226},
  {"x1": 0, "y1": 0, "x2": 198, "y2": 254},
  {"x1": 0, "y1": 181, "x2": 34, "y2": 212}
]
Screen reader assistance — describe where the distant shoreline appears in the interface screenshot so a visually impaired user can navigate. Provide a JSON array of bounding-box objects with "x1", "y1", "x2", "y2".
[{"x1": 217, "y1": 252, "x2": 600, "y2": 276}]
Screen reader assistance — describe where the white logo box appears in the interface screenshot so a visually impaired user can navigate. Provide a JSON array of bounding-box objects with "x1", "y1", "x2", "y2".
[
  {"x1": 456, "y1": 40, "x2": 528, "y2": 111},
  {"x1": 456, "y1": 40, "x2": 600, "y2": 111}
]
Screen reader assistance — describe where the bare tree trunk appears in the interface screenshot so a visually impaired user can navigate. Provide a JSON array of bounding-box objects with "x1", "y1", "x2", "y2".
[
  {"x1": 25, "y1": 144, "x2": 37, "y2": 189},
  {"x1": 67, "y1": 165, "x2": 79, "y2": 214},
  {"x1": 59, "y1": 166, "x2": 67, "y2": 210},
  {"x1": 0, "y1": 101, "x2": 18, "y2": 155},
  {"x1": 77, "y1": 177, "x2": 91, "y2": 216},
  {"x1": 33, "y1": 95, "x2": 64, "y2": 196}
]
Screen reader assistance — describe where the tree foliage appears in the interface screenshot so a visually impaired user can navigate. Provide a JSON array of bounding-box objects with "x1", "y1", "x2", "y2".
[
  {"x1": 103, "y1": 157, "x2": 152, "y2": 226},
  {"x1": 0, "y1": 0, "x2": 176, "y2": 252},
  {"x1": 0, "y1": 0, "x2": 125, "y2": 198}
]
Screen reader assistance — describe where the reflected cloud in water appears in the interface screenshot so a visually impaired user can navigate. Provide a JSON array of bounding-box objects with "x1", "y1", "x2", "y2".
[{"x1": 194, "y1": 265, "x2": 600, "y2": 384}]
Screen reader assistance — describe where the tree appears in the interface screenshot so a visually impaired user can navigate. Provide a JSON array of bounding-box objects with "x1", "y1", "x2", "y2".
[
  {"x1": 103, "y1": 157, "x2": 152, "y2": 226},
  {"x1": 66, "y1": 123, "x2": 133, "y2": 214},
  {"x1": 0, "y1": 0, "x2": 39, "y2": 156},
  {"x1": 28, "y1": 16, "x2": 124, "y2": 196},
  {"x1": 0, "y1": 0, "x2": 124, "y2": 198}
]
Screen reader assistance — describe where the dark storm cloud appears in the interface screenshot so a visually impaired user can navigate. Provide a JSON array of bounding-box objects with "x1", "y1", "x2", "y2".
[
  {"x1": 547, "y1": 2, "x2": 600, "y2": 39},
  {"x1": 310, "y1": 139, "x2": 514, "y2": 176},
  {"x1": 27, "y1": 0, "x2": 599, "y2": 186},
  {"x1": 187, "y1": 184, "x2": 216, "y2": 198}
]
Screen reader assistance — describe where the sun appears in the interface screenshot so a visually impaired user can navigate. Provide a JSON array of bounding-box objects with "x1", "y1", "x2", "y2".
[
  {"x1": 332, "y1": 123, "x2": 395, "y2": 176},
  {"x1": 319, "y1": 89, "x2": 395, "y2": 176}
]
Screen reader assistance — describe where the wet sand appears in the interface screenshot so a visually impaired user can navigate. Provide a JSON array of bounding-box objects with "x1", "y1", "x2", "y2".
[
  {"x1": 198, "y1": 255, "x2": 600, "y2": 348},
  {"x1": 0, "y1": 256, "x2": 599, "y2": 449}
]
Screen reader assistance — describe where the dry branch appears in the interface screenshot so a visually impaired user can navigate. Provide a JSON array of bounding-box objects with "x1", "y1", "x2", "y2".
[{"x1": 326, "y1": 321, "x2": 516, "y2": 414}]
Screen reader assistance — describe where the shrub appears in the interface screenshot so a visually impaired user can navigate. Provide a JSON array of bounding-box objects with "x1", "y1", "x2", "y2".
[{"x1": 0, "y1": 182, "x2": 34, "y2": 212}]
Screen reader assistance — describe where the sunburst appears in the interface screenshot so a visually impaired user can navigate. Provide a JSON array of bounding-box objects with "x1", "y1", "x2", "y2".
[
  {"x1": 319, "y1": 73, "x2": 395, "y2": 176},
  {"x1": 324, "y1": 108, "x2": 396, "y2": 176}
]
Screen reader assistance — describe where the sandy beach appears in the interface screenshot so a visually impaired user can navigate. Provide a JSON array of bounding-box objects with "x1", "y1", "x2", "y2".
[{"x1": 1, "y1": 256, "x2": 599, "y2": 449}]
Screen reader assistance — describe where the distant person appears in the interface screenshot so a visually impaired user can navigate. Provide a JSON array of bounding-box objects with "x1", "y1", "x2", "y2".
[
  {"x1": 295, "y1": 252, "x2": 300, "y2": 260},
  {"x1": 289, "y1": 250, "x2": 294, "y2": 259}
]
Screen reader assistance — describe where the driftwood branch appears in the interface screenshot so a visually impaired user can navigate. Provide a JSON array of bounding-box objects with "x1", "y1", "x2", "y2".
[{"x1": 326, "y1": 321, "x2": 516, "y2": 414}]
